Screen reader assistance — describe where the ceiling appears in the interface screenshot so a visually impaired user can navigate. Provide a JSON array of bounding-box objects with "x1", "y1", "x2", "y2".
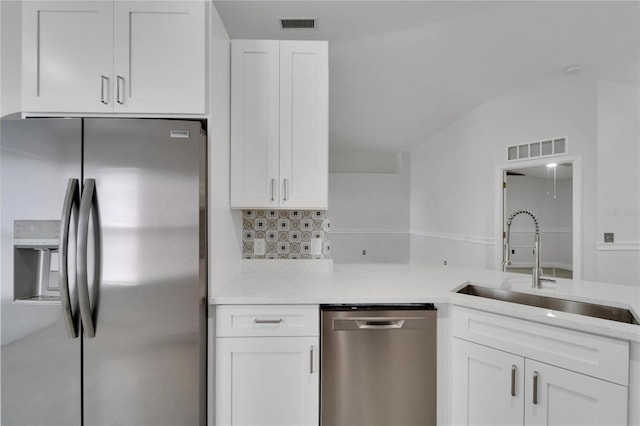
[
  {"x1": 507, "y1": 163, "x2": 573, "y2": 181},
  {"x1": 214, "y1": 1, "x2": 640, "y2": 153}
]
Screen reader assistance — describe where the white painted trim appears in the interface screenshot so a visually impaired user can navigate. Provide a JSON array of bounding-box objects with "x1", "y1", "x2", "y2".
[
  {"x1": 411, "y1": 230, "x2": 496, "y2": 246},
  {"x1": 494, "y1": 154, "x2": 582, "y2": 280},
  {"x1": 597, "y1": 242, "x2": 640, "y2": 251},
  {"x1": 331, "y1": 229, "x2": 410, "y2": 235},
  {"x1": 508, "y1": 262, "x2": 573, "y2": 271},
  {"x1": 509, "y1": 227, "x2": 573, "y2": 234}
]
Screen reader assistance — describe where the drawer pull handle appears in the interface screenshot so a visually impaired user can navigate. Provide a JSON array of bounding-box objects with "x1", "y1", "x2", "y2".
[
  {"x1": 310, "y1": 346, "x2": 315, "y2": 374},
  {"x1": 100, "y1": 75, "x2": 109, "y2": 104},
  {"x1": 270, "y1": 178, "x2": 276, "y2": 202},
  {"x1": 533, "y1": 371, "x2": 539, "y2": 405},
  {"x1": 511, "y1": 365, "x2": 517, "y2": 396},
  {"x1": 116, "y1": 75, "x2": 125, "y2": 104},
  {"x1": 253, "y1": 318, "x2": 283, "y2": 324},
  {"x1": 283, "y1": 178, "x2": 288, "y2": 202}
]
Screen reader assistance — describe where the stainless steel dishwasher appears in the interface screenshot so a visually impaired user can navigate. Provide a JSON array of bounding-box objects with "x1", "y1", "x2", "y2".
[{"x1": 321, "y1": 304, "x2": 437, "y2": 426}]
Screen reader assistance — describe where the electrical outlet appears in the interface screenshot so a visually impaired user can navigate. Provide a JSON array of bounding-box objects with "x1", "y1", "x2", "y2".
[
  {"x1": 254, "y1": 239, "x2": 266, "y2": 255},
  {"x1": 604, "y1": 233, "x2": 614, "y2": 243},
  {"x1": 311, "y1": 238, "x2": 322, "y2": 255}
]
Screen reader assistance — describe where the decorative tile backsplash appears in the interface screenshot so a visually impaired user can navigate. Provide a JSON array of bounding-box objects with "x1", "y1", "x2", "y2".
[{"x1": 242, "y1": 210, "x2": 330, "y2": 259}]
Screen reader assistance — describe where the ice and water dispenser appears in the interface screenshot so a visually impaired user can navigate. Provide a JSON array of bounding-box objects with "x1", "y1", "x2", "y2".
[{"x1": 13, "y1": 220, "x2": 61, "y2": 303}]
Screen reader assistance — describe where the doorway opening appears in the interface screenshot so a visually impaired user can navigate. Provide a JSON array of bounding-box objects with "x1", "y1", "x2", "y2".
[{"x1": 495, "y1": 156, "x2": 582, "y2": 280}]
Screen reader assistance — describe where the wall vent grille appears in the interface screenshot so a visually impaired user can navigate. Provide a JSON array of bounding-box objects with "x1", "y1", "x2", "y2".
[
  {"x1": 280, "y1": 18, "x2": 317, "y2": 30},
  {"x1": 507, "y1": 137, "x2": 568, "y2": 161}
]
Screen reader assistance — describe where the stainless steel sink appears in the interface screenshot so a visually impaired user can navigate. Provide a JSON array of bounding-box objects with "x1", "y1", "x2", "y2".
[{"x1": 456, "y1": 284, "x2": 639, "y2": 325}]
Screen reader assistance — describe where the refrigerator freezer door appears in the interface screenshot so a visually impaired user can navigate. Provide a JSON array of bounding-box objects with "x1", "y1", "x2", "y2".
[
  {"x1": 81, "y1": 118, "x2": 206, "y2": 426},
  {"x1": 1, "y1": 117, "x2": 82, "y2": 426}
]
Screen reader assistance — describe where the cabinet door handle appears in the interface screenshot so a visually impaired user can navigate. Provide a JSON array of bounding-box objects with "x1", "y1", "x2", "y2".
[
  {"x1": 511, "y1": 365, "x2": 517, "y2": 396},
  {"x1": 270, "y1": 178, "x2": 276, "y2": 202},
  {"x1": 283, "y1": 178, "x2": 288, "y2": 202},
  {"x1": 100, "y1": 76, "x2": 109, "y2": 104},
  {"x1": 253, "y1": 318, "x2": 282, "y2": 324},
  {"x1": 310, "y1": 346, "x2": 315, "y2": 374},
  {"x1": 116, "y1": 75, "x2": 125, "y2": 104},
  {"x1": 532, "y1": 371, "x2": 539, "y2": 405}
]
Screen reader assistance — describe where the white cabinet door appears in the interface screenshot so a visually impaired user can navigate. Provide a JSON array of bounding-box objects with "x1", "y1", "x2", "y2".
[
  {"x1": 216, "y1": 336, "x2": 319, "y2": 426},
  {"x1": 230, "y1": 40, "x2": 328, "y2": 209},
  {"x1": 279, "y1": 41, "x2": 329, "y2": 209},
  {"x1": 524, "y1": 360, "x2": 628, "y2": 426},
  {"x1": 22, "y1": 1, "x2": 113, "y2": 113},
  {"x1": 452, "y1": 338, "x2": 525, "y2": 426},
  {"x1": 230, "y1": 40, "x2": 280, "y2": 208},
  {"x1": 113, "y1": 1, "x2": 205, "y2": 113}
]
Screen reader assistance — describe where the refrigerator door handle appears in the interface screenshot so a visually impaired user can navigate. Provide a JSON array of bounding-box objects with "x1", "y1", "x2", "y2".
[
  {"x1": 60, "y1": 178, "x2": 80, "y2": 338},
  {"x1": 77, "y1": 178, "x2": 100, "y2": 338}
]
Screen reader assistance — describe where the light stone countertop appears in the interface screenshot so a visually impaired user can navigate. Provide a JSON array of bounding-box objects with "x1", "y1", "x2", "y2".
[{"x1": 210, "y1": 262, "x2": 640, "y2": 343}]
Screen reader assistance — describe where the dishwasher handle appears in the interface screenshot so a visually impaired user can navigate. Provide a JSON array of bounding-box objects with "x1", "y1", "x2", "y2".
[
  {"x1": 332, "y1": 317, "x2": 427, "y2": 330},
  {"x1": 356, "y1": 319, "x2": 405, "y2": 329}
]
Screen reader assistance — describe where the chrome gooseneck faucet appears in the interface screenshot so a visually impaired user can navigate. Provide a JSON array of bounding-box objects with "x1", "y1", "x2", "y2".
[{"x1": 504, "y1": 209, "x2": 556, "y2": 288}]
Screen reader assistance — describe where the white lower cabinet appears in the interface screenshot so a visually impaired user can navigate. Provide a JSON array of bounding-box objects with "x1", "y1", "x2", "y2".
[
  {"x1": 452, "y1": 306, "x2": 629, "y2": 426},
  {"x1": 452, "y1": 339, "x2": 525, "y2": 426},
  {"x1": 524, "y1": 359, "x2": 627, "y2": 426},
  {"x1": 215, "y1": 305, "x2": 319, "y2": 426}
]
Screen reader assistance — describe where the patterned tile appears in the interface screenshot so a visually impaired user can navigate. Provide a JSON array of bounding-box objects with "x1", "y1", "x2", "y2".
[
  {"x1": 242, "y1": 210, "x2": 330, "y2": 260},
  {"x1": 266, "y1": 230, "x2": 278, "y2": 242},
  {"x1": 243, "y1": 230, "x2": 255, "y2": 242},
  {"x1": 277, "y1": 218, "x2": 291, "y2": 231},
  {"x1": 254, "y1": 218, "x2": 267, "y2": 231}
]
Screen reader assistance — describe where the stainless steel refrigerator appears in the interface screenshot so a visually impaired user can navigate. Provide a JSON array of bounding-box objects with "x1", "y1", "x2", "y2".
[{"x1": 1, "y1": 117, "x2": 207, "y2": 426}]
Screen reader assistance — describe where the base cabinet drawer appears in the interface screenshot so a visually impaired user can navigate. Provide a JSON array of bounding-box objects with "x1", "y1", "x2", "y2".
[{"x1": 216, "y1": 304, "x2": 319, "y2": 337}]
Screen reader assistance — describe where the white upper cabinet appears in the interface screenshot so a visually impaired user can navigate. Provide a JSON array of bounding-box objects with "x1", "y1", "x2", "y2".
[
  {"x1": 22, "y1": 1, "x2": 205, "y2": 114},
  {"x1": 113, "y1": 2, "x2": 205, "y2": 113},
  {"x1": 22, "y1": 1, "x2": 114, "y2": 113},
  {"x1": 230, "y1": 40, "x2": 280, "y2": 208},
  {"x1": 278, "y1": 41, "x2": 329, "y2": 209},
  {"x1": 231, "y1": 39, "x2": 328, "y2": 210}
]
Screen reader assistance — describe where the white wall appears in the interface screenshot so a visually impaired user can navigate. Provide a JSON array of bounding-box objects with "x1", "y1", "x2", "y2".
[
  {"x1": 596, "y1": 81, "x2": 640, "y2": 285},
  {"x1": 410, "y1": 78, "x2": 640, "y2": 286},
  {"x1": 0, "y1": 0, "x2": 23, "y2": 414},
  {"x1": 0, "y1": 0, "x2": 21, "y2": 116},
  {"x1": 506, "y1": 175, "x2": 573, "y2": 270},
  {"x1": 410, "y1": 80, "x2": 600, "y2": 278},
  {"x1": 206, "y1": 4, "x2": 239, "y2": 426},
  {"x1": 329, "y1": 151, "x2": 410, "y2": 263},
  {"x1": 208, "y1": 2, "x2": 242, "y2": 294}
]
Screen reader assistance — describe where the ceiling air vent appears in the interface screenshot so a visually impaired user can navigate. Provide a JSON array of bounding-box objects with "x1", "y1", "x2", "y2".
[{"x1": 280, "y1": 18, "x2": 317, "y2": 30}]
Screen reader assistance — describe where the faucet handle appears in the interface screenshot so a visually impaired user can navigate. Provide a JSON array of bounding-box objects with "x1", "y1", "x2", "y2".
[{"x1": 539, "y1": 276, "x2": 557, "y2": 284}]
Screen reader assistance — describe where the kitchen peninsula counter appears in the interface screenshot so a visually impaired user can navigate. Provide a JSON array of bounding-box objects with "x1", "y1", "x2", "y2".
[{"x1": 210, "y1": 263, "x2": 640, "y2": 343}]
